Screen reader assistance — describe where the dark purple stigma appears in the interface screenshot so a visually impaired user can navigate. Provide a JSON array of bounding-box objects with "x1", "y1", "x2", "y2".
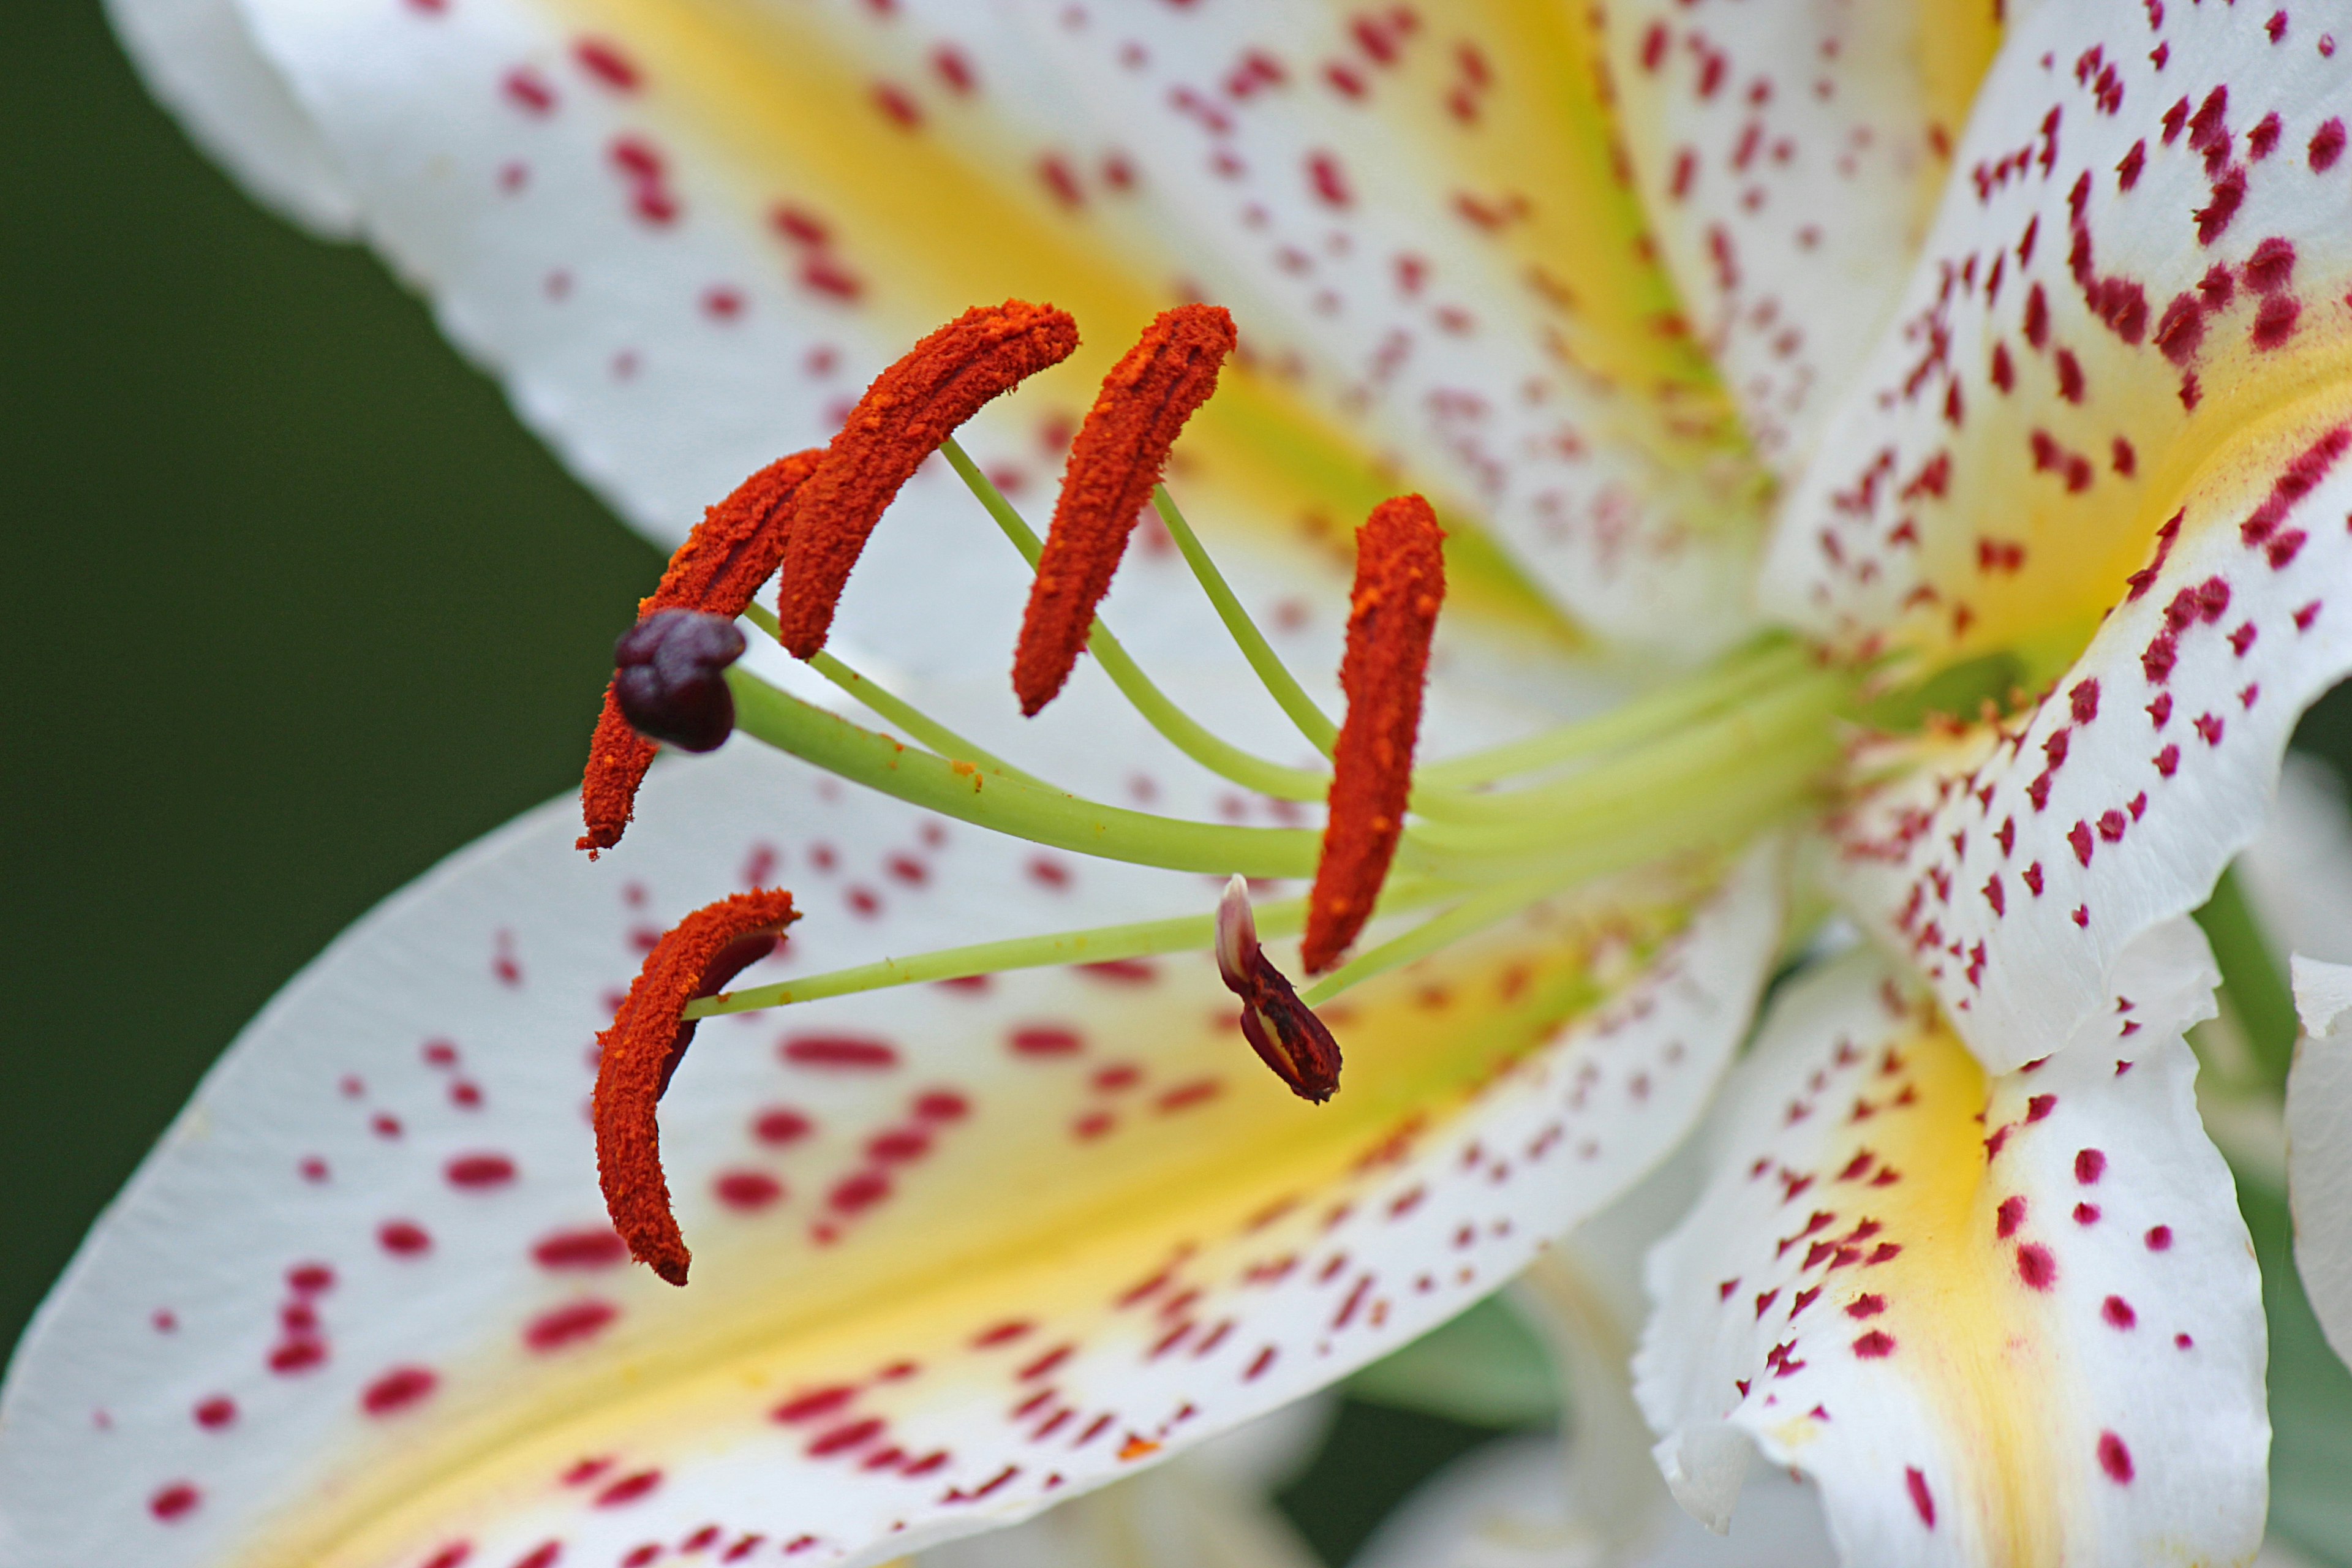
[{"x1": 613, "y1": 609, "x2": 747, "y2": 752}]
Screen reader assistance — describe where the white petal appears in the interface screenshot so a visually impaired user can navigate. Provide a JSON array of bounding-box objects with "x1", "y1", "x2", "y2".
[
  {"x1": 917, "y1": 1404, "x2": 1330, "y2": 1568},
  {"x1": 0, "y1": 730, "x2": 1785, "y2": 1567},
  {"x1": 2244, "y1": 753, "x2": 2352, "y2": 966},
  {"x1": 2288, "y1": 954, "x2": 2352, "y2": 1376},
  {"x1": 216, "y1": 0, "x2": 1769, "y2": 660},
  {"x1": 106, "y1": 0, "x2": 358, "y2": 236},
  {"x1": 1822, "y1": 396, "x2": 2352, "y2": 1072},
  {"x1": 1596, "y1": 0, "x2": 1993, "y2": 476},
  {"x1": 1637, "y1": 925, "x2": 2266, "y2": 1567},
  {"x1": 1762, "y1": 0, "x2": 2352, "y2": 663},
  {"x1": 1350, "y1": 1431, "x2": 1836, "y2": 1568}
]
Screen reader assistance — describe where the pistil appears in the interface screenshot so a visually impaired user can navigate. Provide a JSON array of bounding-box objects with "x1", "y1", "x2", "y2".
[{"x1": 579, "y1": 448, "x2": 821, "y2": 853}]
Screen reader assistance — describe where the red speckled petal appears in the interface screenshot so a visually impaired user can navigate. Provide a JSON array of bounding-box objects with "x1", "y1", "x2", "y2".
[
  {"x1": 1823, "y1": 397, "x2": 2352, "y2": 1072},
  {"x1": 2288, "y1": 957, "x2": 2352, "y2": 1377},
  {"x1": 0, "y1": 717, "x2": 1785, "y2": 1567},
  {"x1": 1638, "y1": 921, "x2": 2265, "y2": 1566},
  {"x1": 1597, "y1": 0, "x2": 1996, "y2": 478},
  {"x1": 1761, "y1": 0, "x2": 2352, "y2": 664},
  {"x1": 107, "y1": 0, "x2": 359, "y2": 237},
  {"x1": 195, "y1": 0, "x2": 1771, "y2": 657}
]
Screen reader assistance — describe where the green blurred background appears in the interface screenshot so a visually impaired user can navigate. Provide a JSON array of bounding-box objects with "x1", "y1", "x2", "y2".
[{"x1": 8, "y1": 4, "x2": 2352, "y2": 1560}]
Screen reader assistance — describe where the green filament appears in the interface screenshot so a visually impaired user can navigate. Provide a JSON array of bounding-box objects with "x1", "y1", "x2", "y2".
[
  {"x1": 1412, "y1": 638, "x2": 1811, "y2": 791},
  {"x1": 940, "y1": 437, "x2": 1332, "y2": 804},
  {"x1": 726, "y1": 668, "x2": 1322, "y2": 878},
  {"x1": 687, "y1": 876, "x2": 1452, "y2": 1019},
  {"x1": 1150, "y1": 484, "x2": 1340, "y2": 755},
  {"x1": 741, "y1": 601, "x2": 1052, "y2": 791}
]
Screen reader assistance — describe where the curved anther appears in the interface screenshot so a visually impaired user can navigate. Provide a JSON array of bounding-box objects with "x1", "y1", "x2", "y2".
[
  {"x1": 1216, "y1": 876, "x2": 1341, "y2": 1102},
  {"x1": 775, "y1": 300, "x2": 1080, "y2": 659},
  {"x1": 1012, "y1": 303, "x2": 1237, "y2": 715},
  {"x1": 579, "y1": 448, "x2": 824, "y2": 854},
  {"x1": 594, "y1": 888, "x2": 800, "y2": 1285},
  {"x1": 1302, "y1": 494, "x2": 1446, "y2": 974}
]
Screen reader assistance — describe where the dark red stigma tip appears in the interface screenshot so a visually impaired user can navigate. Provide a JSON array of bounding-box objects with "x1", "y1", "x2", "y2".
[
  {"x1": 612, "y1": 609, "x2": 746, "y2": 752},
  {"x1": 577, "y1": 448, "x2": 823, "y2": 855}
]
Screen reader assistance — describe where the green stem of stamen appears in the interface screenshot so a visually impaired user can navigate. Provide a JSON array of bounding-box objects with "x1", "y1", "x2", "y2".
[
  {"x1": 687, "y1": 876, "x2": 1455, "y2": 1019},
  {"x1": 941, "y1": 436, "x2": 1332, "y2": 803},
  {"x1": 726, "y1": 665, "x2": 1322, "y2": 878},
  {"x1": 1151, "y1": 484, "x2": 1340, "y2": 756},
  {"x1": 1300, "y1": 872, "x2": 1578, "y2": 1005},
  {"x1": 1411, "y1": 638, "x2": 1811, "y2": 791},
  {"x1": 742, "y1": 601, "x2": 1053, "y2": 790},
  {"x1": 2193, "y1": 864, "x2": 2299, "y2": 1090},
  {"x1": 1407, "y1": 671, "x2": 1846, "y2": 839}
]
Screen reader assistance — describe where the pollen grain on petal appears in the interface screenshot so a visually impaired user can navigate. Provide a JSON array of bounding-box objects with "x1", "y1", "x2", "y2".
[
  {"x1": 1303, "y1": 494, "x2": 1446, "y2": 974},
  {"x1": 776, "y1": 301, "x2": 1080, "y2": 658},
  {"x1": 593, "y1": 889, "x2": 799, "y2": 1285},
  {"x1": 1012, "y1": 304, "x2": 1237, "y2": 715},
  {"x1": 576, "y1": 448, "x2": 823, "y2": 855}
]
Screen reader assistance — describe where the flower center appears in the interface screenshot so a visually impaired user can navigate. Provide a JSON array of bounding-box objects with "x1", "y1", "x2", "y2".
[{"x1": 582, "y1": 301, "x2": 1857, "y2": 1280}]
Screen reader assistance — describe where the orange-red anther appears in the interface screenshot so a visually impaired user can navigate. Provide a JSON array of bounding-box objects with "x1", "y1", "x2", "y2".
[
  {"x1": 578, "y1": 448, "x2": 824, "y2": 854},
  {"x1": 1302, "y1": 494, "x2": 1446, "y2": 974},
  {"x1": 593, "y1": 888, "x2": 799, "y2": 1286},
  {"x1": 775, "y1": 301, "x2": 1080, "y2": 658},
  {"x1": 1012, "y1": 304, "x2": 1237, "y2": 715}
]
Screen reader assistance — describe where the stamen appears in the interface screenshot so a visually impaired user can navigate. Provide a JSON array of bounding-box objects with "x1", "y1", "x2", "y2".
[
  {"x1": 613, "y1": 610, "x2": 747, "y2": 751},
  {"x1": 1302, "y1": 495, "x2": 1446, "y2": 973},
  {"x1": 1013, "y1": 304, "x2": 1236, "y2": 715},
  {"x1": 775, "y1": 301, "x2": 1080, "y2": 658},
  {"x1": 944, "y1": 438, "x2": 1332, "y2": 802},
  {"x1": 1216, "y1": 876, "x2": 1341, "y2": 1103},
  {"x1": 593, "y1": 888, "x2": 800, "y2": 1285},
  {"x1": 578, "y1": 448, "x2": 823, "y2": 854}
]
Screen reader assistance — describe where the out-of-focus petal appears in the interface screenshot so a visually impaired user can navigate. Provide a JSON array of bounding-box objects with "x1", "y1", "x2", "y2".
[
  {"x1": 0, "y1": 722, "x2": 1784, "y2": 1567},
  {"x1": 105, "y1": 0, "x2": 358, "y2": 236},
  {"x1": 1823, "y1": 391, "x2": 2352, "y2": 1072},
  {"x1": 2244, "y1": 753, "x2": 2352, "y2": 966},
  {"x1": 212, "y1": 0, "x2": 1769, "y2": 659},
  {"x1": 1761, "y1": 0, "x2": 2352, "y2": 666},
  {"x1": 2288, "y1": 955, "x2": 2352, "y2": 1376},
  {"x1": 1638, "y1": 924, "x2": 2266, "y2": 1566},
  {"x1": 1597, "y1": 0, "x2": 1999, "y2": 476},
  {"x1": 1349, "y1": 1431, "x2": 1834, "y2": 1568}
]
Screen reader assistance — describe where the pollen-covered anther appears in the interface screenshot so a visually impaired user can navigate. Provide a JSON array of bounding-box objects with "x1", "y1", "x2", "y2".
[
  {"x1": 593, "y1": 889, "x2": 800, "y2": 1285},
  {"x1": 613, "y1": 610, "x2": 747, "y2": 751},
  {"x1": 1012, "y1": 303, "x2": 1237, "y2": 715},
  {"x1": 578, "y1": 448, "x2": 823, "y2": 854},
  {"x1": 1215, "y1": 877, "x2": 1341, "y2": 1102},
  {"x1": 1302, "y1": 494, "x2": 1447, "y2": 974},
  {"x1": 775, "y1": 300, "x2": 1080, "y2": 659}
]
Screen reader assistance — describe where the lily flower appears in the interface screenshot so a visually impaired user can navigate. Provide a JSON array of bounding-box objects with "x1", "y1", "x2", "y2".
[{"x1": 23, "y1": 0, "x2": 2352, "y2": 1563}]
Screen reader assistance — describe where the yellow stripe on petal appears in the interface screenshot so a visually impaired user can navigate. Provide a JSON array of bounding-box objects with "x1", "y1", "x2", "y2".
[
  {"x1": 1639, "y1": 932, "x2": 2265, "y2": 1567},
  {"x1": 1767, "y1": 0, "x2": 2352, "y2": 673},
  {"x1": 1915, "y1": 0, "x2": 2004, "y2": 177},
  {"x1": 0, "y1": 737, "x2": 1787, "y2": 1568},
  {"x1": 541, "y1": 0, "x2": 1594, "y2": 641}
]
